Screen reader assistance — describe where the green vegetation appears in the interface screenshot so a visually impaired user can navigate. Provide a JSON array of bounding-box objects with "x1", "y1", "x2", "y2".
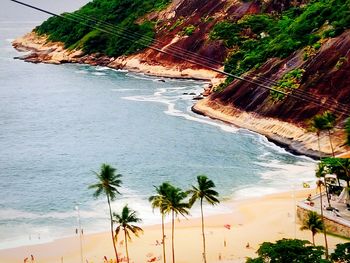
[
  {"x1": 300, "y1": 211, "x2": 324, "y2": 245},
  {"x1": 113, "y1": 205, "x2": 143, "y2": 263},
  {"x1": 149, "y1": 182, "x2": 173, "y2": 263},
  {"x1": 169, "y1": 17, "x2": 185, "y2": 31},
  {"x1": 149, "y1": 176, "x2": 219, "y2": 263},
  {"x1": 161, "y1": 184, "x2": 189, "y2": 263},
  {"x1": 87, "y1": 163, "x2": 350, "y2": 262},
  {"x1": 89, "y1": 164, "x2": 123, "y2": 263},
  {"x1": 188, "y1": 175, "x2": 220, "y2": 263},
  {"x1": 303, "y1": 39, "x2": 324, "y2": 61},
  {"x1": 35, "y1": 0, "x2": 171, "y2": 57},
  {"x1": 246, "y1": 239, "x2": 327, "y2": 263},
  {"x1": 330, "y1": 242, "x2": 350, "y2": 262},
  {"x1": 317, "y1": 158, "x2": 350, "y2": 186},
  {"x1": 335, "y1": 57, "x2": 348, "y2": 70},
  {"x1": 181, "y1": 25, "x2": 196, "y2": 36},
  {"x1": 346, "y1": 118, "x2": 350, "y2": 146},
  {"x1": 270, "y1": 68, "x2": 305, "y2": 101},
  {"x1": 246, "y1": 238, "x2": 350, "y2": 262},
  {"x1": 311, "y1": 111, "x2": 337, "y2": 156},
  {"x1": 210, "y1": 0, "x2": 350, "y2": 77}
]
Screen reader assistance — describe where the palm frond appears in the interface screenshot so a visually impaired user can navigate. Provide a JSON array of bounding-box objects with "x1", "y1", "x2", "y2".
[
  {"x1": 89, "y1": 164, "x2": 122, "y2": 202},
  {"x1": 114, "y1": 205, "x2": 143, "y2": 242}
]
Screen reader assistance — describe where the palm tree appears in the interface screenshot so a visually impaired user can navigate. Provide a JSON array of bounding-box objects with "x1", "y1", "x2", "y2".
[
  {"x1": 113, "y1": 205, "x2": 143, "y2": 263},
  {"x1": 149, "y1": 182, "x2": 173, "y2": 263},
  {"x1": 161, "y1": 184, "x2": 189, "y2": 263},
  {"x1": 89, "y1": 164, "x2": 122, "y2": 263},
  {"x1": 311, "y1": 114, "x2": 325, "y2": 159},
  {"x1": 312, "y1": 111, "x2": 337, "y2": 157},
  {"x1": 322, "y1": 111, "x2": 336, "y2": 157},
  {"x1": 188, "y1": 175, "x2": 220, "y2": 263},
  {"x1": 317, "y1": 179, "x2": 329, "y2": 259},
  {"x1": 315, "y1": 163, "x2": 332, "y2": 208},
  {"x1": 346, "y1": 117, "x2": 350, "y2": 146},
  {"x1": 300, "y1": 211, "x2": 324, "y2": 245}
]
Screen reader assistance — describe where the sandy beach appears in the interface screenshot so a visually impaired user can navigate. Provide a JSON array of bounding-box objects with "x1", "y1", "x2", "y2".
[{"x1": 0, "y1": 189, "x2": 347, "y2": 263}]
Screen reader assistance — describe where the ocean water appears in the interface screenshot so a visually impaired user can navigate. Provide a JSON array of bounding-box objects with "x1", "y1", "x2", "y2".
[{"x1": 0, "y1": 21, "x2": 316, "y2": 249}]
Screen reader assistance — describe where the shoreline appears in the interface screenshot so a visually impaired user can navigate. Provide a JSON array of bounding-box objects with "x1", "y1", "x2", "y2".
[
  {"x1": 12, "y1": 32, "x2": 225, "y2": 85},
  {"x1": 0, "y1": 189, "x2": 347, "y2": 263},
  {"x1": 192, "y1": 99, "x2": 350, "y2": 159},
  {"x1": 191, "y1": 103, "x2": 319, "y2": 160},
  {"x1": 12, "y1": 32, "x2": 350, "y2": 158}
]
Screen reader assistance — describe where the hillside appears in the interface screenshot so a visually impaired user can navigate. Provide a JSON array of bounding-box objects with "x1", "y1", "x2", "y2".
[{"x1": 12, "y1": 0, "x2": 350, "y2": 157}]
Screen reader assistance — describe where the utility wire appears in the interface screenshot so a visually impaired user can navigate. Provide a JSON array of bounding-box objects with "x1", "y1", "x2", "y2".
[
  {"x1": 63, "y1": 11, "x2": 350, "y2": 116},
  {"x1": 9, "y1": 0, "x2": 350, "y2": 117},
  {"x1": 66, "y1": 11, "x2": 350, "y2": 114}
]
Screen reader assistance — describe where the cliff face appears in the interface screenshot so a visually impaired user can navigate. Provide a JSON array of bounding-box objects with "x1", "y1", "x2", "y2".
[
  {"x1": 210, "y1": 31, "x2": 350, "y2": 124},
  {"x1": 137, "y1": 0, "x2": 293, "y2": 69},
  {"x1": 13, "y1": 0, "x2": 350, "y2": 156}
]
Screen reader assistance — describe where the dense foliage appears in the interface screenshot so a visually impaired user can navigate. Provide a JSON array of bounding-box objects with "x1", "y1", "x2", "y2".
[
  {"x1": 35, "y1": 0, "x2": 171, "y2": 57},
  {"x1": 246, "y1": 239, "x2": 328, "y2": 263},
  {"x1": 330, "y1": 242, "x2": 350, "y2": 262},
  {"x1": 311, "y1": 111, "x2": 337, "y2": 134},
  {"x1": 316, "y1": 157, "x2": 350, "y2": 184},
  {"x1": 210, "y1": 0, "x2": 350, "y2": 78}
]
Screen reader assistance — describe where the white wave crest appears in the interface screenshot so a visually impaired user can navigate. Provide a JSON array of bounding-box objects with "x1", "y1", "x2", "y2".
[
  {"x1": 111, "y1": 68, "x2": 128, "y2": 73},
  {"x1": 75, "y1": 70, "x2": 88, "y2": 74},
  {"x1": 92, "y1": 72, "x2": 106, "y2": 76},
  {"x1": 110, "y1": 88, "x2": 141, "y2": 92},
  {"x1": 95, "y1": 66, "x2": 110, "y2": 71}
]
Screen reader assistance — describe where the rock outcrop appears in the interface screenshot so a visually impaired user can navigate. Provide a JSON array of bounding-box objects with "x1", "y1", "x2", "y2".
[{"x1": 12, "y1": 0, "x2": 350, "y2": 157}]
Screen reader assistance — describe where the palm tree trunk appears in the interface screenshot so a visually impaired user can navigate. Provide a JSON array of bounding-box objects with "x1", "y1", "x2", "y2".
[
  {"x1": 317, "y1": 132, "x2": 332, "y2": 211},
  {"x1": 317, "y1": 134, "x2": 329, "y2": 259},
  {"x1": 317, "y1": 133, "x2": 322, "y2": 160},
  {"x1": 107, "y1": 195, "x2": 119, "y2": 263},
  {"x1": 172, "y1": 210, "x2": 175, "y2": 263},
  {"x1": 200, "y1": 199, "x2": 207, "y2": 263},
  {"x1": 325, "y1": 181, "x2": 331, "y2": 208},
  {"x1": 162, "y1": 214, "x2": 166, "y2": 263},
  {"x1": 124, "y1": 228, "x2": 129, "y2": 263},
  {"x1": 328, "y1": 130, "x2": 335, "y2": 157},
  {"x1": 319, "y1": 184, "x2": 329, "y2": 259},
  {"x1": 312, "y1": 233, "x2": 315, "y2": 246}
]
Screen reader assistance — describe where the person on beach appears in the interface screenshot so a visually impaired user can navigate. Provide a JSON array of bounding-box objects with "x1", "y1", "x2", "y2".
[{"x1": 306, "y1": 194, "x2": 314, "y2": 206}]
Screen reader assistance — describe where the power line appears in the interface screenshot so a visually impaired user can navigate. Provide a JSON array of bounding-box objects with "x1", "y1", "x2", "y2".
[
  {"x1": 65, "y1": 12, "x2": 350, "y2": 116},
  {"x1": 65, "y1": 11, "x2": 350, "y2": 115},
  {"x1": 9, "y1": 0, "x2": 350, "y2": 117}
]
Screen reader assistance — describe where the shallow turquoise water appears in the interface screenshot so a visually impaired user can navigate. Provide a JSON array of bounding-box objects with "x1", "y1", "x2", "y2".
[{"x1": 0, "y1": 21, "x2": 315, "y2": 248}]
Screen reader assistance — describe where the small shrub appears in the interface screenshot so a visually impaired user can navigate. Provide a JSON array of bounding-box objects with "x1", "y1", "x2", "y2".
[
  {"x1": 335, "y1": 56, "x2": 348, "y2": 70},
  {"x1": 181, "y1": 25, "x2": 196, "y2": 36},
  {"x1": 169, "y1": 17, "x2": 184, "y2": 31},
  {"x1": 270, "y1": 68, "x2": 305, "y2": 101}
]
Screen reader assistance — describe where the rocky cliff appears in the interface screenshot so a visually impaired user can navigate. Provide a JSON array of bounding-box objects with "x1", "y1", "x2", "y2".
[{"x1": 13, "y1": 0, "x2": 350, "y2": 157}]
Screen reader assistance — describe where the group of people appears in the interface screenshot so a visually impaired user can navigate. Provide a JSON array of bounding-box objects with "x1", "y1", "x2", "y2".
[
  {"x1": 23, "y1": 255, "x2": 35, "y2": 263},
  {"x1": 155, "y1": 239, "x2": 164, "y2": 246}
]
